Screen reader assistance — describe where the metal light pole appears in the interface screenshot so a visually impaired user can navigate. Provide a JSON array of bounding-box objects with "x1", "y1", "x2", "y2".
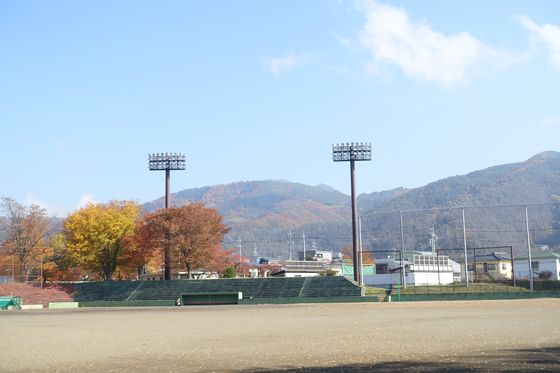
[
  {"x1": 148, "y1": 153, "x2": 186, "y2": 280},
  {"x1": 332, "y1": 142, "x2": 372, "y2": 284},
  {"x1": 400, "y1": 210, "x2": 406, "y2": 288},
  {"x1": 524, "y1": 205, "x2": 534, "y2": 291},
  {"x1": 462, "y1": 207, "x2": 469, "y2": 287}
]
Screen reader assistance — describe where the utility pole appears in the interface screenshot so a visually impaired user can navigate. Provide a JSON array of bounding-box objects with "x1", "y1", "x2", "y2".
[
  {"x1": 237, "y1": 236, "x2": 242, "y2": 262},
  {"x1": 288, "y1": 231, "x2": 293, "y2": 261},
  {"x1": 462, "y1": 207, "x2": 469, "y2": 287},
  {"x1": 400, "y1": 210, "x2": 406, "y2": 288},
  {"x1": 429, "y1": 227, "x2": 438, "y2": 255},
  {"x1": 302, "y1": 230, "x2": 306, "y2": 261},
  {"x1": 525, "y1": 205, "x2": 534, "y2": 291}
]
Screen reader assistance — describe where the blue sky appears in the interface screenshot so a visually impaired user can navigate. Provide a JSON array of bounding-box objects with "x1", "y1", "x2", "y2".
[{"x1": 1, "y1": 0, "x2": 559, "y2": 216}]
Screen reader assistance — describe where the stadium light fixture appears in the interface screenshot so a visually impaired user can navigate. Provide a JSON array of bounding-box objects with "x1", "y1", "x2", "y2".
[
  {"x1": 148, "y1": 153, "x2": 186, "y2": 208},
  {"x1": 148, "y1": 152, "x2": 186, "y2": 280},
  {"x1": 332, "y1": 142, "x2": 372, "y2": 284}
]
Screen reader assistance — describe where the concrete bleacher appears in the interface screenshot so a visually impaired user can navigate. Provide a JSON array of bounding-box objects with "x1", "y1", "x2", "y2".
[
  {"x1": 301, "y1": 276, "x2": 362, "y2": 297},
  {"x1": 0, "y1": 283, "x2": 74, "y2": 308},
  {"x1": 73, "y1": 276, "x2": 362, "y2": 304},
  {"x1": 121, "y1": 277, "x2": 307, "y2": 301},
  {"x1": 73, "y1": 281, "x2": 140, "y2": 302}
]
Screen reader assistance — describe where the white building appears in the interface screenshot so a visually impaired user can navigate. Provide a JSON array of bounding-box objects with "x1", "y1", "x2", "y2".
[
  {"x1": 271, "y1": 260, "x2": 342, "y2": 278},
  {"x1": 297, "y1": 250, "x2": 333, "y2": 262},
  {"x1": 514, "y1": 251, "x2": 560, "y2": 280},
  {"x1": 361, "y1": 252, "x2": 456, "y2": 288}
]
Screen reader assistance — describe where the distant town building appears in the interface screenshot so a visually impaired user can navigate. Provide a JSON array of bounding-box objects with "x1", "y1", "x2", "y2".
[
  {"x1": 272, "y1": 260, "x2": 341, "y2": 277},
  {"x1": 514, "y1": 251, "x2": 560, "y2": 280},
  {"x1": 469, "y1": 252, "x2": 513, "y2": 281},
  {"x1": 357, "y1": 251, "x2": 457, "y2": 288},
  {"x1": 297, "y1": 250, "x2": 333, "y2": 262}
]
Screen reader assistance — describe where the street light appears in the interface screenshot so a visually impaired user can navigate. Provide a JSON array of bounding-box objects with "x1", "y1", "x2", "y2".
[
  {"x1": 148, "y1": 152, "x2": 186, "y2": 280},
  {"x1": 332, "y1": 142, "x2": 372, "y2": 284}
]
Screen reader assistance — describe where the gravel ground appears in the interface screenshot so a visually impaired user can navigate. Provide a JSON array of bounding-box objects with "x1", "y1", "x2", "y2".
[{"x1": 1, "y1": 299, "x2": 560, "y2": 372}]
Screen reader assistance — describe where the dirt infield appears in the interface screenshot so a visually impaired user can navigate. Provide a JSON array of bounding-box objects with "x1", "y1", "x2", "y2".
[{"x1": 1, "y1": 299, "x2": 560, "y2": 372}]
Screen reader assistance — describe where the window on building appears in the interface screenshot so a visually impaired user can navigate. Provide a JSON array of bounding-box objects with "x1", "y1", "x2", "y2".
[
  {"x1": 376, "y1": 264, "x2": 388, "y2": 274},
  {"x1": 487, "y1": 264, "x2": 496, "y2": 271},
  {"x1": 531, "y1": 261, "x2": 539, "y2": 271},
  {"x1": 501, "y1": 263, "x2": 507, "y2": 270}
]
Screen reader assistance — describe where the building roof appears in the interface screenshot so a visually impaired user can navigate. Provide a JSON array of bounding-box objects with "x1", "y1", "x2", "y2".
[
  {"x1": 514, "y1": 251, "x2": 560, "y2": 261},
  {"x1": 475, "y1": 252, "x2": 511, "y2": 262}
]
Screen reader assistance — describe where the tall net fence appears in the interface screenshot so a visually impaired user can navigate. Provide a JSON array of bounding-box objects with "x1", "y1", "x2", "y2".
[
  {"x1": 358, "y1": 203, "x2": 560, "y2": 290},
  {"x1": 362, "y1": 203, "x2": 560, "y2": 257},
  {"x1": 225, "y1": 203, "x2": 560, "y2": 266}
]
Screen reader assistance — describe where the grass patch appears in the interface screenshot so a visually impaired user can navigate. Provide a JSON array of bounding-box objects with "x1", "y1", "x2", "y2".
[{"x1": 363, "y1": 286, "x2": 389, "y2": 297}]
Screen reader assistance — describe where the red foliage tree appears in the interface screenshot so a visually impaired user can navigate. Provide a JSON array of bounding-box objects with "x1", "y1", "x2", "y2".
[
  {"x1": 141, "y1": 204, "x2": 230, "y2": 278},
  {"x1": 120, "y1": 219, "x2": 163, "y2": 279}
]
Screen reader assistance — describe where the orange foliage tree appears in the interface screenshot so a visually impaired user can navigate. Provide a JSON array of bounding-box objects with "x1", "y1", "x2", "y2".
[
  {"x1": 342, "y1": 243, "x2": 376, "y2": 264},
  {"x1": 141, "y1": 203, "x2": 230, "y2": 278},
  {"x1": 40, "y1": 233, "x2": 86, "y2": 282},
  {"x1": 119, "y1": 219, "x2": 163, "y2": 279}
]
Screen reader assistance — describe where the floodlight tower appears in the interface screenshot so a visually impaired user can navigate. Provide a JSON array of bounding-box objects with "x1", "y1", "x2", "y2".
[
  {"x1": 148, "y1": 152, "x2": 186, "y2": 280},
  {"x1": 332, "y1": 143, "x2": 372, "y2": 284}
]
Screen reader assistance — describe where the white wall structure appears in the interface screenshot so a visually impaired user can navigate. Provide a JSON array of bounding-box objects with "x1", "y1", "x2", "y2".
[
  {"x1": 282, "y1": 272, "x2": 319, "y2": 278},
  {"x1": 514, "y1": 252, "x2": 560, "y2": 280},
  {"x1": 363, "y1": 272, "x2": 454, "y2": 287},
  {"x1": 272, "y1": 260, "x2": 342, "y2": 277},
  {"x1": 360, "y1": 253, "x2": 455, "y2": 288}
]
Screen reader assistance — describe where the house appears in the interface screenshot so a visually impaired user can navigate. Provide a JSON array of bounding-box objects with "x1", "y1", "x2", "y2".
[
  {"x1": 470, "y1": 252, "x2": 513, "y2": 281},
  {"x1": 514, "y1": 251, "x2": 560, "y2": 280}
]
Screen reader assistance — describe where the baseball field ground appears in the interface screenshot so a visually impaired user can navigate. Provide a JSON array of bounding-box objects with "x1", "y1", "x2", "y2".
[{"x1": 1, "y1": 299, "x2": 559, "y2": 372}]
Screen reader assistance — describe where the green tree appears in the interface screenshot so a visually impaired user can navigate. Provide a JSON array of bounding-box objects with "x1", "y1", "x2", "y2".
[
  {"x1": 222, "y1": 266, "x2": 237, "y2": 278},
  {"x1": 64, "y1": 201, "x2": 139, "y2": 280},
  {"x1": 318, "y1": 269, "x2": 338, "y2": 276}
]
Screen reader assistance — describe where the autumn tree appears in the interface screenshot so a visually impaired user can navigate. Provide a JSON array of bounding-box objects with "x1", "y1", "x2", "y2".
[
  {"x1": 38, "y1": 233, "x2": 84, "y2": 282},
  {"x1": 205, "y1": 246, "x2": 236, "y2": 277},
  {"x1": 0, "y1": 197, "x2": 51, "y2": 282},
  {"x1": 64, "y1": 201, "x2": 139, "y2": 280},
  {"x1": 142, "y1": 203, "x2": 230, "y2": 279},
  {"x1": 120, "y1": 220, "x2": 163, "y2": 279},
  {"x1": 342, "y1": 243, "x2": 375, "y2": 264}
]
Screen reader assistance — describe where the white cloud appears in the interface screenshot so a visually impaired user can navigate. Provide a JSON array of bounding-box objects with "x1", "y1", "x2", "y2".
[
  {"x1": 357, "y1": 1, "x2": 516, "y2": 86},
  {"x1": 78, "y1": 194, "x2": 95, "y2": 209},
  {"x1": 333, "y1": 33, "x2": 354, "y2": 49},
  {"x1": 261, "y1": 52, "x2": 310, "y2": 75},
  {"x1": 537, "y1": 115, "x2": 560, "y2": 127},
  {"x1": 25, "y1": 193, "x2": 65, "y2": 217},
  {"x1": 517, "y1": 16, "x2": 560, "y2": 69}
]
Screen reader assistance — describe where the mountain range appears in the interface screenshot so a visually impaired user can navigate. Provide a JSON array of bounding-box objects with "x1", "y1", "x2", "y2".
[{"x1": 143, "y1": 151, "x2": 560, "y2": 260}]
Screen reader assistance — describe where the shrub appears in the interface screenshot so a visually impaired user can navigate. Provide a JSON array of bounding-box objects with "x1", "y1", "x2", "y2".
[
  {"x1": 538, "y1": 271, "x2": 553, "y2": 280},
  {"x1": 222, "y1": 266, "x2": 237, "y2": 278}
]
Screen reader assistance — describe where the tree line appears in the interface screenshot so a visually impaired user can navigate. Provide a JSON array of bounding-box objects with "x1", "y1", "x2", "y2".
[{"x1": 0, "y1": 197, "x2": 234, "y2": 282}]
